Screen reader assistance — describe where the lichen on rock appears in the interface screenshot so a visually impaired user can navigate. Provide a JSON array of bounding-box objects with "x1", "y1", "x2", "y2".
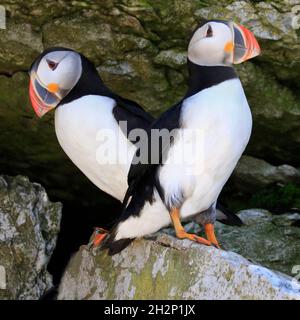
[
  {"x1": 0, "y1": 175, "x2": 62, "y2": 300},
  {"x1": 183, "y1": 209, "x2": 300, "y2": 276},
  {"x1": 58, "y1": 229, "x2": 300, "y2": 300}
]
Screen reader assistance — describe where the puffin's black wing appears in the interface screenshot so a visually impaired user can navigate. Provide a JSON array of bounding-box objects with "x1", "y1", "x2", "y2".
[
  {"x1": 113, "y1": 96, "x2": 155, "y2": 139},
  {"x1": 125, "y1": 102, "x2": 183, "y2": 209},
  {"x1": 116, "y1": 96, "x2": 154, "y2": 121}
]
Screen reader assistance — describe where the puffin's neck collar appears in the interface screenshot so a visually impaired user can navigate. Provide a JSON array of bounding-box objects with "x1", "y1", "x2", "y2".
[
  {"x1": 59, "y1": 55, "x2": 116, "y2": 106},
  {"x1": 185, "y1": 59, "x2": 238, "y2": 99}
]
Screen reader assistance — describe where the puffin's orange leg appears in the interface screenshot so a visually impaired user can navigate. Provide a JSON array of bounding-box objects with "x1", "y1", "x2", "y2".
[
  {"x1": 91, "y1": 227, "x2": 109, "y2": 248},
  {"x1": 170, "y1": 208, "x2": 212, "y2": 246},
  {"x1": 204, "y1": 223, "x2": 221, "y2": 249}
]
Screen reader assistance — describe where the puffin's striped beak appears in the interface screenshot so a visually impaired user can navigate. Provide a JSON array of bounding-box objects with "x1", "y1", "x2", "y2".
[
  {"x1": 28, "y1": 59, "x2": 63, "y2": 118},
  {"x1": 232, "y1": 23, "x2": 261, "y2": 64},
  {"x1": 29, "y1": 79, "x2": 57, "y2": 118}
]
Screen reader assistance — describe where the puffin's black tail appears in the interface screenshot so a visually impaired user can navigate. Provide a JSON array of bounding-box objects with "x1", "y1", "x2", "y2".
[
  {"x1": 216, "y1": 203, "x2": 243, "y2": 226},
  {"x1": 102, "y1": 169, "x2": 156, "y2": 256}
]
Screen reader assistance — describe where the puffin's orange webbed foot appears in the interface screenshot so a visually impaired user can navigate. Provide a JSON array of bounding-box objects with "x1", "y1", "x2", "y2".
[
  {"x1": 204, "y1": 223, "x2": 221, "y2": 249},
  {"x1": 170, "y1": 208, "x2": 212, "y2": 246},
  {"x1": 90, "y1": 227, "x2": 109, "y2": 248},
  {"x1": 177, "y1": 230, "x2": 212, "y2": 246}
]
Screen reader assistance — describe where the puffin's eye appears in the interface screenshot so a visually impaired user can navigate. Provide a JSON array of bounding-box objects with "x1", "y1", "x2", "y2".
[
  {"x1": 206, "y1": 25, "x2": 213, "y2": 37},
  {"x1": 46, "y1": 59, "x2": 58, "y2": 71}
]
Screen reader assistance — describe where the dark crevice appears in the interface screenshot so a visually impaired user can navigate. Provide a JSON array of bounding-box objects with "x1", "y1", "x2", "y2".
[
  {"x1": 41, "y1": 195, "x2": 121, "y2": 300},
  {"x1": 155, "y1": 240, "x2": 182, "y2": 251},
  {"x1": 291, "y1": 220, "x2": 300, "y2": 228},
  {"x1": 0, "y1": 71, "x2": 14, "y2": 77},
  {"x1": 0, "y1": 69, "x2": 29, "y2": 78},
  {"x1": 48, "y1": 198, "x2": 121, "y2": 285},
  {"x1": 254, "y1": 59, "x2": 300, "y2": 93}
]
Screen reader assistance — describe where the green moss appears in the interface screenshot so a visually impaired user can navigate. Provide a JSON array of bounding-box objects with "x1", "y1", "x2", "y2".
[
  {"x1": 221, "y1": 182, "x2": 300, "y2": 214},
  {"x1": 224, "y1": 269, "x2": 234, "y2": 282},
  {"x1": 131, "y1": 245, "x2": 195, "y2": 299},
  {"x1": 249, "y1": 183, "x2": 300, "y2": 213}
]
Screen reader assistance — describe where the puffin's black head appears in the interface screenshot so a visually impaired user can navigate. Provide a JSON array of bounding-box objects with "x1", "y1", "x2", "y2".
[
  {"x1": 188, "y1": 20, "x2": 261, "y2": 67},
  {"x1": 29, "y1": 47, "x2": 103, "y2": 118}
]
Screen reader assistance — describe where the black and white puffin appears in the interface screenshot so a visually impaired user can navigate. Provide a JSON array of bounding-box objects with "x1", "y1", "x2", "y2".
[
  {"x1": 28, "y1": 47, "x2": 156, "y2": 245},
  {"x1": 103, "y1": 20, "x2": 261, "y2": 255}
]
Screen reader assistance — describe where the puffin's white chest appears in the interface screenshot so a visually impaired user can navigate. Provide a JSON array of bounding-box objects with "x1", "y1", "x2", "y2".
[
  {"x1": 54, "y1": 95, "x2": 135, "y2": 201},
  {"x1": 159, "y1": 79, "x2": 252, "y2": 216}
]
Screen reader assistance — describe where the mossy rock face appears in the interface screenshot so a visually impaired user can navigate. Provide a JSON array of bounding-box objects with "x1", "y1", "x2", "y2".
[
  {"x1": 0, "y1": 0, "x2": 300, "y2": 207},
  {"x1": 0, "y1": 175, "x2": 62, "y2": 299},
  {"x1": 58, "y1": 230, "x2": 300, "y2": 300},
  {"x1": 183, "y1": 209, "x2": 300, "y2": 277}
]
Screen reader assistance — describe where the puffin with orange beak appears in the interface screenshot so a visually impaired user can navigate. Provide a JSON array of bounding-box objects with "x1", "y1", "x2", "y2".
[
  {"x1": 29, "y1": 47, "x2": 156, "y2": 245},
  {"x1": 103, "y1": 20, "x2": 261, "y2": 255}
]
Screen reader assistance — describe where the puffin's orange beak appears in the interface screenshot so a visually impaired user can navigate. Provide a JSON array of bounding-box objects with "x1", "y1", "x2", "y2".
[
  {"x1": 47, "y1": 83, "x2": 59, "y2": 93},
  {"x1": 29, "y1": 80, "x2": 56, "y2": 118},
  {"x1": 232, "y1": 23, "x2": 261, "y2": 64}
]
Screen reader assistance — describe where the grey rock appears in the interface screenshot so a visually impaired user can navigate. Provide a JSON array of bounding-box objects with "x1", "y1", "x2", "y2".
[
  {"x1": 0, "y1": 175, "x2": 62, "y2": 300},
  {"x1": 183, "y1": 209, "x2": 300, "y2": 277},
  {"x1": 154, "y1": 49, "x2": 187, "y2": 69},
  {"x1": 232, "y1": 156, "x2": 300, "y2": 193},
  {"x1": 58, "y1": 230, "x2": 300, "y2": 300}
]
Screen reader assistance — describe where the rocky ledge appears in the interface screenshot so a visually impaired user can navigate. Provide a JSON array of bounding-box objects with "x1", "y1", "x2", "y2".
[
  {"x1": 0, "y1": 175, "x2": 299, "y2": 300},
  {"x1": 0, "y1": 175, "x2": 62, "y2": 299},
  {"x1": 58, "y1": 221, "x2": 300, "y2": 300}
]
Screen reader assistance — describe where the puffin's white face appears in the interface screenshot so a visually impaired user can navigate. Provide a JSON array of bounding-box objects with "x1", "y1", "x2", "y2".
[
  {"x1": 188, "y1": 21, "x2": 260, "y2": 66},
  {"x1": 29, "y1": 50, "x2": 82, "y2": 117}
]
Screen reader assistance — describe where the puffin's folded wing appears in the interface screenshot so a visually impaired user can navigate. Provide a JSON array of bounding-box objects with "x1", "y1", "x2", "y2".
[
  {"x1": 115, "y1": 96, "x2": 155, "y2": 127},
  {"x1": 123, "y1": 101, "x2": 184, "y2": 210},
  {"x1": 111, "y1": 96, "x2": 155, "y2": 150}
]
